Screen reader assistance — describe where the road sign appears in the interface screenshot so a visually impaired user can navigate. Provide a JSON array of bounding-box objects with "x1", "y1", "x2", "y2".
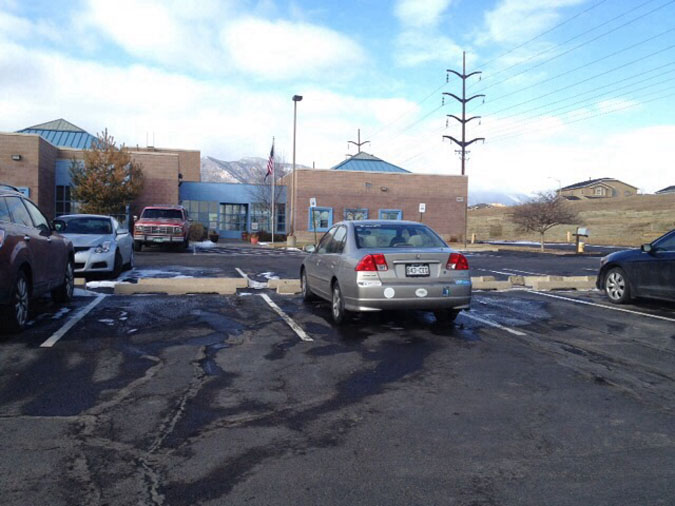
[
  {"x1": 419, "y1": 203, "x2": 426, "y2": 213},
  {"x1": 309, "y1": 198, "x2": 317, "y2": 208}
]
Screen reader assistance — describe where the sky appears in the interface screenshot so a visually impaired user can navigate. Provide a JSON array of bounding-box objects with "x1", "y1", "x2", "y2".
[{"x1": 1, "y1": 0, "x2": 674, "y2": 195}]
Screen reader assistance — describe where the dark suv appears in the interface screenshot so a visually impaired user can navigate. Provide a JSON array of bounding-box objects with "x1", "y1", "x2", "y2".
[{"x1": 0, "y1": 184, "x2": 75, "y2": 332}]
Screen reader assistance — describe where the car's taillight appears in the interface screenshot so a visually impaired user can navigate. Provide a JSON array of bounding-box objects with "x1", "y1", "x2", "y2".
[
  {"x1": 446, "y1": 252, "x2": 469, "y2": 270},
  {"x1": 355, "y1": 254, "x2": 388, "y2": 271}
]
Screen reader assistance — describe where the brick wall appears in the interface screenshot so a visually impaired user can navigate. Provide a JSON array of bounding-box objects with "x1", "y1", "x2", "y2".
[
  {"x1": 128, "y1": 152, "x2": 180, "y2": 215},
  {"x1": 281, "y1": 169, "x2": 468, "y2": 241},
  {"x1": 0, "y1": 133, "x2": 59, "y2": 217},
  {"x1": 132, "y1": 147, "x2": 200, "y2": 182}
]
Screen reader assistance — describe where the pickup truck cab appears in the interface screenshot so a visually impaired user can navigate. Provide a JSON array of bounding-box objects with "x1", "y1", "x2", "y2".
[{"x1": 133, "y1": 205, "x2": 190, "y2": 251}]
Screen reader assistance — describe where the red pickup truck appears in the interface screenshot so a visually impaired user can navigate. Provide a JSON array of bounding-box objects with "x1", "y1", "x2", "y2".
[{"x1": 133, "y1": 205, "x2": 190, "y2": 251}]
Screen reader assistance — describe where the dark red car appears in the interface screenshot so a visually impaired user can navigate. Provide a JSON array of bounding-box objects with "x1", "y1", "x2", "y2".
[{"x1": 0, "y1": 184, "x2": 75, "y2": 332}]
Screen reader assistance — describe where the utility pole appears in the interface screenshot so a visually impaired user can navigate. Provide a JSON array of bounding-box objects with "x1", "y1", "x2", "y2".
[
  {"x1": 443, "y1": 51, "x2": 485, "y2": 249},
  {"x1": 347, "y1": 128, "x2": 370, "y2": 153}
]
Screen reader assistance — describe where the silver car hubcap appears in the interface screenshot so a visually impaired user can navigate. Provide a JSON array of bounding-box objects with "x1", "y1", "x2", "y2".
[
  {"x1": 332, "y1": 286, "x2": 341, "y2": 318},
  {"x1": 14, "y1": 277, "x2": 28, "y2": 326},
  {"x1": 66, "y1": 264, "x2": 74, "y2": 298},
  {"x1": 606, "y1": 271, "x2": 625, "y2": 300}
]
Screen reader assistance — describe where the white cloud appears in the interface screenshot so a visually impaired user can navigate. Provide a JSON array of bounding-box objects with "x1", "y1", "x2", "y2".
[
  {"x1": 395, "y1": 0, "x2": 453, "y2": 28},
  {"x1": 221, "y1": 17, "x2": 366, "y2": 80},
  {"x1": 481, "y1": 0, "x2": 585, "y2": 45},
  {"x1": 395, "y1": 31, "x2": 463, "y2": 66}
]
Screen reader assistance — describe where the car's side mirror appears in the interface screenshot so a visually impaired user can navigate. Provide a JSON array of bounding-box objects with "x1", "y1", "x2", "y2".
[
  {"x1": 133, "y1": 215, "x2": 138, "y2": 222},
  {"x1": 304, "y1": 244, "x2": 316, "y2": 253},
  {"x1": 641, "y1": 243, "x2": 653, "y2": 253},
  {"x1": 52, "y1": 220, "x2": 65, "y2": 232}
]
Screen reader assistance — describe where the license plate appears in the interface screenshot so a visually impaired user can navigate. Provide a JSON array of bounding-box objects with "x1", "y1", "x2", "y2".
[
  {"x1": 153, "y1": 237, "x2": 167, "y2": 242},
  {"x1": 405, "y1": 264, "x2": 429, "y2": 277}
]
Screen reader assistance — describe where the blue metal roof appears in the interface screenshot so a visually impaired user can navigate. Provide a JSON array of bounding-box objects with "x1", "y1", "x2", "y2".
[
  {"x1": 17, "y1": 119, "x2": 97, "y2": 149},
  {"x1": 331, "y1": 152, "x2": 410, "y2": 173}
]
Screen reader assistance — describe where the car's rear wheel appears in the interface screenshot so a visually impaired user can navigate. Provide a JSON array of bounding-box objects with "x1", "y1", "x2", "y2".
[
  {"x1": 301, "y1": 269, "x2": 314, "y2": 302},
  {"x1": 435, "y1": 309, "x2": 460, "y2": 323},
  {"x1": 3, "y1": 271, "x2": 30, "y2": 332},
  {"x1": 52, "y1": 261, "x2": 74, "y2": 302},
  {"x1": 331, "y1": 281, "x2": 349, "y2": 325},
  {"x1": 604, "y1": 267, "x2": 631, "y2": 304}
]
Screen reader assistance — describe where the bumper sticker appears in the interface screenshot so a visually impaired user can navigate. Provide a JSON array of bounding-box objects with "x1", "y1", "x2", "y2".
[
  {"x1": 415, "y1": 288, "x2": 428, "y2": 298},
  {"x1": 384, "y1": 287, "x2": 395, "y2": 299}
]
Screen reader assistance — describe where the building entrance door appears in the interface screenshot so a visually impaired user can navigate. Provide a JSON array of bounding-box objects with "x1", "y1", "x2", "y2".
[{"x1": 219, "y1": 203, "x2": 248, "y2": 238}]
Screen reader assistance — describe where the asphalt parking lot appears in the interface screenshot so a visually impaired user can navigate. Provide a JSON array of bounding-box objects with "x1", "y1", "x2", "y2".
[{"x1": 1, "y1": 244, "x2": 674, "y2": 505}]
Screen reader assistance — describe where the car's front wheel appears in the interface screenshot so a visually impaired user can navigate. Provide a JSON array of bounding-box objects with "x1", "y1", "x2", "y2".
[
  {"x1": 112, "y1": 249, "x2": 123, "y2": 278},
  {"x1": 604, "y1": 267, "x2": 631, "y2": 304},
  {"x1": 124, "y1": 247, "x2": 134, "y2": 271},
  {"x1": 52, "y1": 261, "x2": 74, "y2": 302},
  {"x1": 331, "y1": 281, "x2": 349, "y2": 325},
  {"x1": 301, "y1": 269, "x2": 314, "y2": 302},
  {"x1": 3, "y1": 271, "x2": 30, "y2": 332}
]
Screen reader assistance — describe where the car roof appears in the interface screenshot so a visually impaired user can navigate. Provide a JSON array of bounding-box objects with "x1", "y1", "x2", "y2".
[
  {"x1": 57, "y1": 214, "x2": 112, "y2": 220},
  {"x1": 0, "y1": 184, "x2": 23, "y2": 196},
  {"x1": 338, "y1": 219, "x2": 425, "y2": 227}
]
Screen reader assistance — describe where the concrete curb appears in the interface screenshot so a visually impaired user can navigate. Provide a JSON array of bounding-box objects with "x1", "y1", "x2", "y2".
[
  {"x1": 471, "y1": 275, "x2": 596, "y2": 291},
  {"x1": 109, "y1": 274, "x2": 596, "y2": 296},
  {"x1": 114, "y1": 277, "x2": 248, "y2": 295}
]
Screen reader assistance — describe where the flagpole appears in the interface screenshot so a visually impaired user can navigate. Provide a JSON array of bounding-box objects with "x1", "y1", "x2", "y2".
[{"x1": 271, "y1": 137, "x2": 275, "y2": 246}]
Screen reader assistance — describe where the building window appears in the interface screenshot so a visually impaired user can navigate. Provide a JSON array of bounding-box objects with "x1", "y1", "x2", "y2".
[
  {"x1": 250, "y1": 203, "x2": 286, "y2": 234},
  {"x1": 344, "y1": 208, "x2": 368, "y2": 220},
  {"x1": 308, "y1": 207, "x2": 332, "y2": 232},
  {"x1": 184, "y1": 200, "x2": 218, "y2": 230},
  {"x1": 220, "y1": 203, "x2": 248, "y2": 231},
  {"x1": 594, "y1": 187, "x2": 605, "y2": 196},
  {"x1": 276, "y1": 204, "x2": 286, "y2": 233},
  {"x1": 624, "y1": 190, "x2": 632, "y2": 196},
  {"x1": 55, "y1": 185, "x2": 72, "y2": 216},
  {"x1": 379, "y1": 209, "x2": 402, "y2": 220}
]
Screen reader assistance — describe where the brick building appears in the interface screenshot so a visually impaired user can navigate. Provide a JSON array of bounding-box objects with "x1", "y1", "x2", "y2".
[
  {"x1": 0, "y1": 119, "x2": 200, "y2": 220},
  {"x1": 282, "y1": 152, "x2": 468, "y2": 242}
]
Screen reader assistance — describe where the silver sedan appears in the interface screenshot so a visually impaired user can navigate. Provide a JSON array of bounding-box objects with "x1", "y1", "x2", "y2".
[
  {"x1": 301, "y1": 220, "x2": 471, "y2": 324},
  {"x1": 53, "y1": 214, "x2": 134, "y2": 278}
]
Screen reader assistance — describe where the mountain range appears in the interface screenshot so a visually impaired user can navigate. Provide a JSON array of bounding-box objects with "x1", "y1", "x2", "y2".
[{"x1": 200, "y1": 156, "x2": 530, "y2": 206}]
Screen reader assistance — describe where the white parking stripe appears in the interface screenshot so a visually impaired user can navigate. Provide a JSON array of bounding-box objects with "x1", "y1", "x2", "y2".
[
  {"x1": 527, "y1": 290, "x2": 675, "y2": 323},
  {"x1": 462, "y1": 312, "x2": 527, "y2": 336},
  {"x1": 40, "y1": 294, "x2": 106, "y2": 348},
  {"x1": 259, "y1": 293, "x2": 313, "y2": 342}
]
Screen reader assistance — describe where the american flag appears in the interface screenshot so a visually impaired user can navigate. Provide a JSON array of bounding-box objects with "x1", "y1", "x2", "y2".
[{"x1": 265, "y1": 143, "x2": 274, "y2": 180}]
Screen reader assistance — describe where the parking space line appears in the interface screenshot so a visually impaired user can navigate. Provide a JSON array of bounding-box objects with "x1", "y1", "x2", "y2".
[
  {"x1": 40, "y1": 294, "x2": 106, "y2": 348},
  {"x1": 527, "y1": 291, "x2": 675, "y2": 323},
  {"x1": 462, "y1": 312, "x2": 528, "y2": 336},
  {"x1": 259, "y1": 293, "x2": 313, "y2": 342}
]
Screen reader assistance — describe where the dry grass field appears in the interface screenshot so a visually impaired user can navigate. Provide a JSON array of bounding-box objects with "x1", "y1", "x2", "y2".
[{"x1": 468, "y1": 193, "x2": 675, "y2": 247}]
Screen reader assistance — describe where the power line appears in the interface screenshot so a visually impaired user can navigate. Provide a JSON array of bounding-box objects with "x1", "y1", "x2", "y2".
[
  {"x1": 488, "y1": 86, "x2": 675, "y2": 143},
  {"x1": 474, "y1": 0, "x2": 671, "y2": 91},
  {"x1": 476, "y1": 0, "x2": 610, "y2": 71},
  {"x1": 483, "y1": 29, "x2": 675, "y2": 107},
  {"x1": 485, "y1": 65, "x2": 675, "y2": 137},
  {"x1": 486, "y1": 45, "x2": 675, "y2": 117}
]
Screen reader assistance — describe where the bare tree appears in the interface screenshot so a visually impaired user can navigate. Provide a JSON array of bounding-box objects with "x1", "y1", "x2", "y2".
[
  {"x1": 510, "y1": 191, "x2": 579, "y2": 251},
  {"x1": 246, "y1": 157, "x2": 289, "y2": 234}
]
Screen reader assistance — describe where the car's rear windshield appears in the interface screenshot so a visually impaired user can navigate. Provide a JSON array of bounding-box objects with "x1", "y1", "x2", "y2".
[
  {"x1": 141, "y1": 209, "x2": 183, "y2": 220},
  {"x1": 62, "y1": 218, "x2": 112, "y2": 235},
  {"x1": 354, "y1": 223, "x2": 446, "y2": 249}
]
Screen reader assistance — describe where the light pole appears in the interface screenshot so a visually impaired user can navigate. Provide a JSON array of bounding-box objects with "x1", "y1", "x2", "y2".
[{"x1": 289, "y1": 94, "x2": 303, "y2": 244}]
